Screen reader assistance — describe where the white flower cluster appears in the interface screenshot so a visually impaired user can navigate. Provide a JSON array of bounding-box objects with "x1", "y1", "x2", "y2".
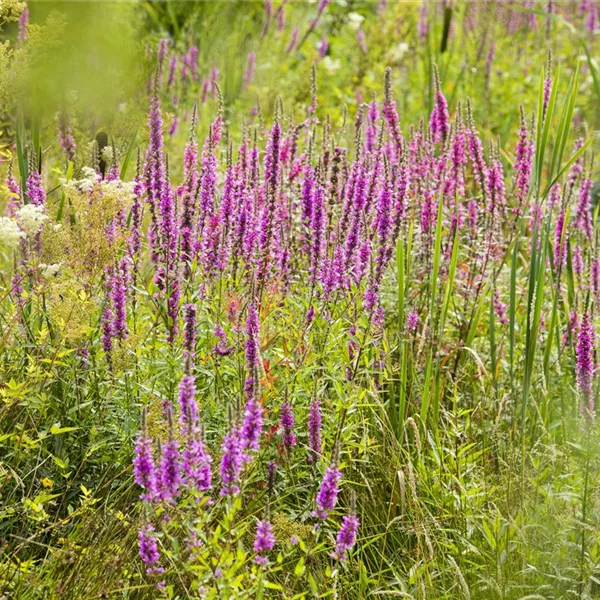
[
  {"x1": 39, "y1": 263, "x2": 63, "y2": 278},
  {"x1": 347, "y1": 12, "x2": 365, "y2": 31},
  {"x1": 0, "y1": 217, "x2": 25, "y2": 249},
  {"x1": 101, "y1": 146, "x2": 114, "y2": 166},
  {"x1": 61, "y1": 167, "x2": 101, "y2": 193},
  {"x1": 16, "y1": 204, "x2": 48, "y2": 235}
]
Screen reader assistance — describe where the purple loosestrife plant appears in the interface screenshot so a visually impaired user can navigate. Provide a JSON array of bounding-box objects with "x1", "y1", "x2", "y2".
[
  {"x1": 576, "y1": 311, "x2": 595, "y2": 417},
  {"x1": 279, "y1": 402, "x2": 297, "y2": 451},
  {"x1": 178, "y1": 375, "x2": 198, "y2": 434},
  {"x1": 133, "y1": 426, "x2": 158, "y2": 502},
  {"x1": 26, "y1": 167, "x2": 46, "y2": 207},
  {"x1": 219, "y1": 426, "x2": 244, "y2": 496},
  {"x1": 313, "y1": 461, "x2": 342, "y2": 520},
  {"x1": 430, "y1": 66, "x2": 450, "y2": 145},
  {"x1": 331, "y1": 513, "x2": 360, "y2": 561},
  {"x1": 182, "y1": 431, "x2": 213, "y2": 494},
  {"x1": 514, "y1": 107, "x2": 533, "y2": 212},
  {"x1": 183, "y1": 303, "x2": 197, "y2": 365},
  {"x1": 253, "y1": 520, "x2": 275, "y2": 564},
  {"x1": 138, "y1": 524, "x2": 164, "y2": 576}
]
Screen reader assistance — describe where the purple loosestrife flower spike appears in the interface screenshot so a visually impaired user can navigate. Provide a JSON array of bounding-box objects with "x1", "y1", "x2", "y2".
[
  {"x1": 178, "y1": 375, "x2": 198, "y2": 434},
  {"x1": 383, "y1": 68, "x2": 403, "y2": 155},
  {"x1": 26, "y1": 166, "x2": 46, "y2": 207},
  {"x1": 18, "y1": 7, "x2": 28, "y2": 42},
  {"x1": 57, "y1": 111, "x2": 76, "y2": 162},
  {"x1": 219, "y1": 426, "x2": 244, "y2": 496},
  {"x1": 466, "y1": 104, "x2": 488, "y2": 198},
  {"x1": 357, "y1": 29, "x2": 367, "y2": 54},
  {"x1": 101, "y1": 268, "x2": 114, "y2": 356},
  {"x1": 310, "y1": 178, "x2": 325, "y2": 282},
  {"x1": 554, "y1": 202, "x2": 568, "y2": 268},
  {"x1": 253, "y1": 520, "x2": 275, "y2": 564},
  {"x1": 418, "y1": 0, "x2": 429, "y2": 39},
  {"x1": 182, "y1": 431, "x2": 213, "y2": 493},
  {"x1": 159, "y1": 410, "x2": 181, "y2": 501},
  {"x1": 243, "y1": 51, "x2": 257, "y2": 89},
  {"x1": 257, "y1": 121, "x2": 282, "y2": 285},
  {"x1": 133, "y1": 412, "x2": 158, "y2": 502},
  {"x1": 245, "y1": 303, "x2": 260, "y2": 372},
  {"x1": 286, "y1": 27, "x2": 299, "y2": 53},
  {"x1": 313, "y1": 461, "x2": 342, "y2": 520},
  {"x1": 241, "y1": 397, "x2": 263, "y2": 454},
  {"x1": 331, "y1": 513, "x2": 360, "y2": 561},
  {"x1": 576, "y1": 311, "x2": 595, "y2": 418},
  {"x1": 183, "y1": 303, "x2": 197, "y2": 366},
  {"x1": 167, "y1": 54, "x2": 177, "y2": 88},
  {"x1": 514, "y1": 106, "x2": 533, "y2": 211},
  {"x1": 430, "y1": 66, "x2": 450, "y2": 144},
  {"x1": 160, "y1": 438, "x2": 181, "y2": 501},
  {"x1": 318, "y1": 36, "x2": 328, "y2": 59},
  {"x1": 138, "y1": 524, "x2": 164, "y2": 576},
  {"x1": 542, "y1": 52, "x2": 552, "y2": 121},
  {"x1": 406, "y1": 311, "x2": 419, "y2": 332},
  {"x1": 280, "y1": 402, "x2": 296, "y2": 451},
  {"x1": 575, "y1": 173, "x2": 593, "y2": 240},
  {"x1": 307, "y1": 400, "x2": 322, "y2": 463}
]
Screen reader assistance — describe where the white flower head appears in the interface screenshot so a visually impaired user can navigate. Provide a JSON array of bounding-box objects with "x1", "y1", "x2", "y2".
[
  {"x1": 390, "y1": 42, "x2": 410, "y2": 62},
  {"x1": 101, "y1": 145, "x2": 114, "y2": 166},
  {"x1": 347, "y1": 12, "x2": 365, "y2": 31},
  {"x1": 0, "y1": 217, "x2": 25, "y2": 249},
  {"x1": 39, "y1": 263, "x2": 63, "y2": 279},
  {"x1": 16, "y1": 204, "x2": 48, "y2": 236},
  {"x1": 322, "y1": 56, "x2": 341, "y2": 73}
]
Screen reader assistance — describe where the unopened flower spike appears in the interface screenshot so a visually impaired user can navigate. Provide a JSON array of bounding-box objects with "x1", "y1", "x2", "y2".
[{"x1": 215, "y1": 82, "x2": 224, "y2": 117}]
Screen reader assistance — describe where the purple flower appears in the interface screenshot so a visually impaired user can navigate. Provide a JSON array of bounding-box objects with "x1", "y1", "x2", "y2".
[
  {"x1": 219, "y1": 426, "x2": 244, "y2": 496},
  {"x1": 514, "y1": 107, "x2": 533, "y2": 210},
  {"x1": 133, "y1": 433, "x2": 158, "y2": 502},
  {"x1": 253, "y1": 520, "x2": 275, "y2": 564},
  {"x1": 307, "y1": 400, "x2": 322, "y2": 463},
  {"x1": 406, "y1": 311, "x2": 419, "y2": 333},
  {"x1": 241, "y1": 397, "x2": 263, "y2": 454},
  {"x1": 430, "y1": 69, "x2": 450, "y2": 144},
  {"x1": 18, "y1": 7, "x2": 28, "y2": 42},
  {"x1": 101, "y1": 268, "x2": 114, "y2": 356},
  {"x1": 357, "y1": 29, "x2": 367, "y2": 54},
  {"x1": 178, "y1": 375, "x2": 198, "y2": 434},
  {"x1": 576, "y1": 311, "x2": 595, "y2": 417},
  {"x1": 182, "y1": 433, "x2": 213, "y2": 493},
  {"x1": 318, "y1": 36, "x2": 328, "y2": 59},
  {"x1": 245, "y1": 303, "x2": 260, "y2": 373},
  {"x1": 26, "y1": 168, "x2": 46, "y2": 207},
  {"x1": 286, "y1": 27, "x2": 299, "y2": 53},
  {"x1": 280, "y1": 402, "x2": 296, "y2": 451},
  {"x1": 183, "y1": 304, "x2": 197, "y2": 364},
  {"x1": 138, "y1": 524, "x2": 164, "y2": 576},
  {"x1": 493, "y1": 289, "x2": 508, "y2": 325},
  {"x1": 243, "y1": 51, "x2": 256, "y2": 89},
  {"x1": 383, "y1": 68, "x2": 403, "y2": 154},
  {"x1": 57, "y1": 111, "x2": 76, "y2": 162},
  {"x1": 331, "y1": 513, "x2": 360, "y2": 561},
  {"x1": 575, "y1": 175, "x2": 593, "y2": 239},
  {"x1": 159, "y1": 438, "x2": 181, "y2": 501},
  {"x1": 313, "y1": 463, "x2": 342, "y2": 520},
  {"x1": 418, "y1": 0, "x2": 429, "y2": 39},
  {"x1": 167, "y1": 54, "x2": 177, "y2": 88},
  {"x1": 554, "y1": 203, "x2": 568, "y2": 269}
]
